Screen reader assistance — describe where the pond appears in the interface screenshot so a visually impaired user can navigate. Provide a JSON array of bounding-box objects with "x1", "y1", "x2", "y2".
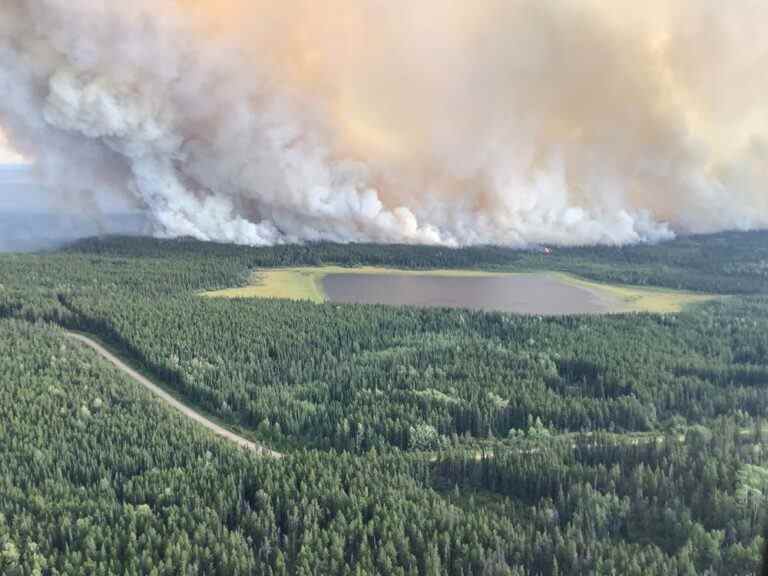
[{"x1": 322, "y1": 273, "x2": 620, "y2": 315}]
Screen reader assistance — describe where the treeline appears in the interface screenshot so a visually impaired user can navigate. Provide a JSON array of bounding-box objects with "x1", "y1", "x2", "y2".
[{"x1": 66, "y1": 229, "x2": 768, "y2": 293}]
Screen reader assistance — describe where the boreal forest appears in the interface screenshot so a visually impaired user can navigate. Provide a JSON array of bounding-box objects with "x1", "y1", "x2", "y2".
[{"x1": 2, "y1": 231, "x2": 768, "y2": 575}]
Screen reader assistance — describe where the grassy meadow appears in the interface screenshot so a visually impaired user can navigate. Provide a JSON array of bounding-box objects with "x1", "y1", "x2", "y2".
[{"x1": 202, "y1": 266, "x2": 717, "y2": 313}]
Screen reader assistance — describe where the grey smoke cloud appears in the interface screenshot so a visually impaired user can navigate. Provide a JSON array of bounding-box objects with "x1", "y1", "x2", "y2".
[{"x1": 0, "y1": 0, "x2": 766, "y2": 246}]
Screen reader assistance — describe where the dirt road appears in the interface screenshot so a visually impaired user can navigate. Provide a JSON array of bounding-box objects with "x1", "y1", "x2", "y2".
[{"x1": 65, "y1": 332, "x2": 282, "y2": 458}]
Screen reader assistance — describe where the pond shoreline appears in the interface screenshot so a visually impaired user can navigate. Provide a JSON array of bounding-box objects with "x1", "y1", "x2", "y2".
[{"x1": 202, "y1": 267, "x2": 716, "y2": 314}]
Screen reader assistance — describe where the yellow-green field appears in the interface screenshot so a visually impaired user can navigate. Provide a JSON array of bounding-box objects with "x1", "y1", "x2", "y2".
[
  {"x1": 202, "y1": 266, "x2": 717, "y2": 314},
  {"x1": 205, "y1": 268, "x2": 328, "y2": 302},
  {"x1": 549, "y1": 272, "x2": 717, "y2": 314}
]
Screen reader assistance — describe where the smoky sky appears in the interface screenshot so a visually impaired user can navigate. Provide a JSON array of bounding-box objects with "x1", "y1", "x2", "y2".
[{"x1": 0, "y1": 0, "x2": 766, "y2": 246}]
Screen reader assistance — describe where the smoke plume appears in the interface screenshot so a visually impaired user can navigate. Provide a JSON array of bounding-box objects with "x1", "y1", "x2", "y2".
[{"x1": 1, "y1": 0, "x2": 766, "y2": 246}]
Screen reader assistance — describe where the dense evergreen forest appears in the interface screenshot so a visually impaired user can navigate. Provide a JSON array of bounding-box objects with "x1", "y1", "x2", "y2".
[{"x1": 2, "y1": 230, "x2": 768, "y2": 574}]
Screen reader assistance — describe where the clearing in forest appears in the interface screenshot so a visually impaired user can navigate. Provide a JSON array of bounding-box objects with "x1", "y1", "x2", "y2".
[{"x1": 202, "y1": 267, "x2": 716, "y2": 314}]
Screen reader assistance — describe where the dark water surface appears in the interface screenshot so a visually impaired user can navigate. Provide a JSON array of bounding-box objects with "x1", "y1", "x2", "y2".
[{"x1": 322, "y1": 273, "x2": 619, "y2": 315}]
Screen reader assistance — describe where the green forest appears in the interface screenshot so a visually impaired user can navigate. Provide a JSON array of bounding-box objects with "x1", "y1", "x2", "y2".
[{"x1": 2, "y1": 230, "x2": 768, "y2": 575}]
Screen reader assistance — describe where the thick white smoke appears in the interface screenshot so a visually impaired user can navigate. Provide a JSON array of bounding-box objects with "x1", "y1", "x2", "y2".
[{"x1": 0, "y1": 0, "x2": 766, "y2": 246}]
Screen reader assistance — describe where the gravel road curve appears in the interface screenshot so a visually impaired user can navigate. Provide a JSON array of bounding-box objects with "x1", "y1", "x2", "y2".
[{"x1": 65, "y1": 331, "x2": 282, "y2": 458}]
